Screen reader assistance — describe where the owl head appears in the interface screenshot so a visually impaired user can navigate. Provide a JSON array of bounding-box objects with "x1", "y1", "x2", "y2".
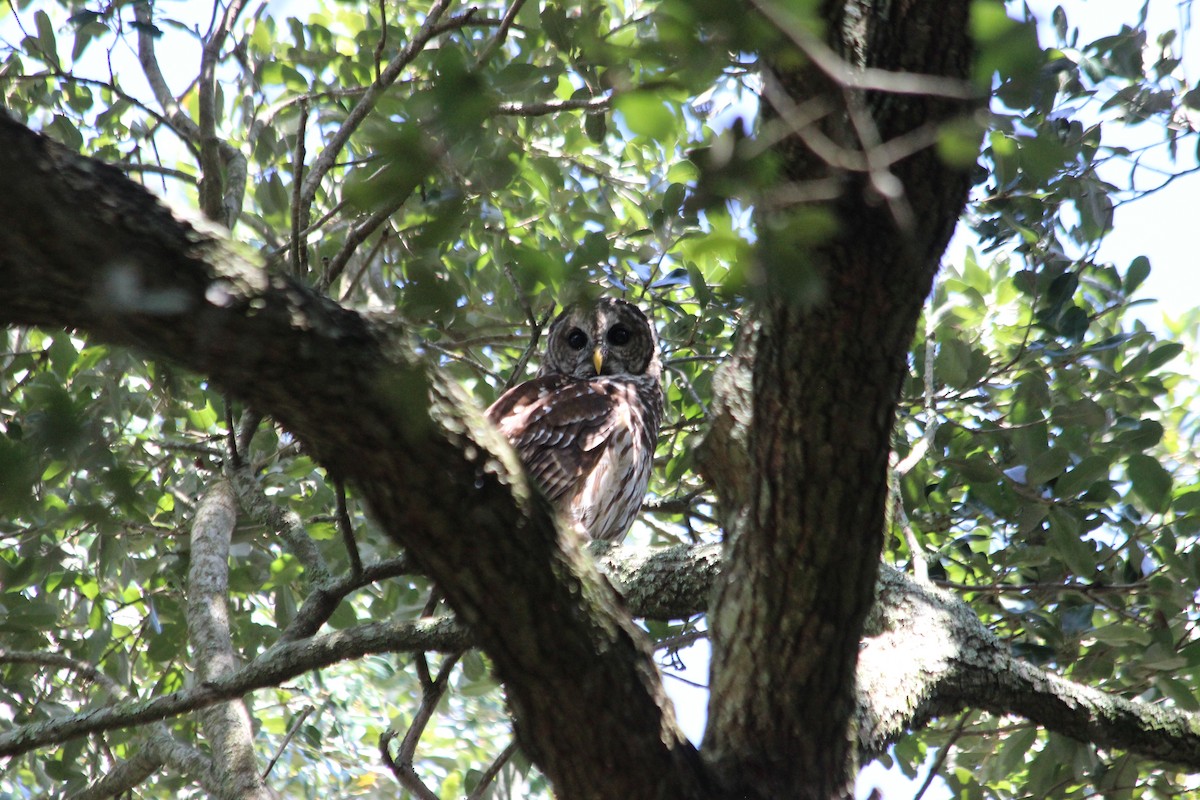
[{"x1": 538, "y1": 298, "x2": 660, "y2": 381}]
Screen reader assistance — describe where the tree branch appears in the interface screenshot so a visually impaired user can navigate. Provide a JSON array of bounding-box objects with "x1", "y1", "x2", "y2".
[
  {"x1": 0, "y1": 113, "x2": 702, "y2": 800},
  {"x1": 187, "y1": 480, "x2": 274, "y2": 800},
  {"x1": 861, "y1": 565, "x2": 1200, "y2": 769},
  {"x1": 4, "y1": 542, "x2": 1200, "y2": 773},
  {"x1": 297, "y1": 0, "x2": 454, "y2": 229}
]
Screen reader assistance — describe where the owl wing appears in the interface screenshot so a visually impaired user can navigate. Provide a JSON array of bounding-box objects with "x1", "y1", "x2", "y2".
[{"x1": 486, "y1": 374, "x2": 620, "y2": 503}]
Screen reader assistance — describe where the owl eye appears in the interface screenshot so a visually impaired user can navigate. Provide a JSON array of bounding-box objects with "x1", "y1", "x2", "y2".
[
  {"x1": 606, "y1": 325, "x2": 631, "y2": 346},
  {"x1": 566, "y1": 328, "x2": 588, "y2": 350}
]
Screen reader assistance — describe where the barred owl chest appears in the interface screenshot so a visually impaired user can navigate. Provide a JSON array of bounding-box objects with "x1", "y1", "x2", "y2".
[{"x1": 567, "y1": 380, "x2": 656, "y2": 541}]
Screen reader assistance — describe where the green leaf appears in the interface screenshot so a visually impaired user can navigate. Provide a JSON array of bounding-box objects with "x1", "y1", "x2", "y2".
[
  {"x1": 1125, "y1": 255, "x2": 1151, "y2": 294},
  {"x1": 615, "y1": 92, "x2": 676, "y2": 141},
  {"x1": 33, "y1": 10, "x2": 59, "y2": 67},
  {"x1": 1047, "y1": 506, "x2": 1095, "y2": 576},
  {"x1": 1055, "y1": 455, "x2": 1110, "y2": 497},
  {"x1": 935, "y1": 338, "x2": 972, "y2": 389},
  {"x1": 1027, "y1": 447, "x2": 1069, "y2": 484},
  {"x1": 1127, "y1": 453, "x2": 1172, "y2": 513}
]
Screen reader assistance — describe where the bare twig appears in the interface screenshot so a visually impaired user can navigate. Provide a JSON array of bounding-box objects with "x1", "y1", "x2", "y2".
[
  {"x1": 335, "y1": 481, "x2": 363, "y2": 577},
  {"x1": 318, "y1": 194, "x2": 413, "y2": 293},
  {"x1": 910, "y1": 711, "x2": 971, "y2": 800},
  {"x1": 135, "y1": 2, "x2": 247, "y2": 227},
  {"x1": 495, "y1": 94, "x2": 614, "y2": 116},
  {"x1": 261, "y1": 705, "x2": 314, "y2": 778},
  {"x1": 291, "y1": 99, "x2": 310, "y2": 277},
  {"x1": 229, "y1": 465, "x2": 332, "y2": 585},
  {"x1": 0, "y1": 650, "x2": 121, "y2": 695},
  {"x1": 381, "y1": 653, "x2": 463, "y2": 799},
  {"x1": 473, "y1": 0, "x2": 528, "y2": 68},
  {"x1": 298, "y1": 0, "x2": 454, "y2": 226},
  {"x1": 373, "y1": 0, "x2": 388, "y2": 82},
  {"x1": 466, "y1": 741, "x2": 519, "y2": 800},
  {"x1": 503, "y1": 307, "x2": 554, "y2": 390},
  {"x1": 279, "y1": 555, "x2": 415, "y2": 642}
]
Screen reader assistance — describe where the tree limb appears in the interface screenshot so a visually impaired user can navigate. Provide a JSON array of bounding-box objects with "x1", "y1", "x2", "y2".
[
  {"x1": 0, "y1": 113, "x2": 702, "y2": 800},
  {"x1": 188, "y1": 480, "x2": 275, "y2": 800}
]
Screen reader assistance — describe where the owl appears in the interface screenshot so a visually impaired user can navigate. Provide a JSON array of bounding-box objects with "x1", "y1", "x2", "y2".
[{"x1": 486, "y1": 298, "x2": 664, "y2": 542}]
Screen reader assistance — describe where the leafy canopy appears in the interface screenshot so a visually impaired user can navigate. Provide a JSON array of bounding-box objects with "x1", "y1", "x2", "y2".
[{"x1": 2, "y1": 0, "x2": 1200, "y2": 797}]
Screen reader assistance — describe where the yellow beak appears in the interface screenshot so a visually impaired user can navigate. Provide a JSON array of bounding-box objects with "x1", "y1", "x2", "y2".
[{"x1": 592, "y1": 347, "x2": 604, "y2": 375}]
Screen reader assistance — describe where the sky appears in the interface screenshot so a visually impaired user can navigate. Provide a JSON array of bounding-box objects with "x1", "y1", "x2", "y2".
[{"x1": 5, "y1": 0, "x2": 1200, "y2": 797}]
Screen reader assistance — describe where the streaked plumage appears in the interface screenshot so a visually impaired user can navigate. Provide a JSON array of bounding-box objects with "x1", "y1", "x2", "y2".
[{"x1": 486, "y1": 298, "x2": 663, "y2": 541}]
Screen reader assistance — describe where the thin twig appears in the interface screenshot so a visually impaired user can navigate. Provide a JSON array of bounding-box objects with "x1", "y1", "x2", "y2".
[
  {"x1": 291, "y1": 98, "x2": 310, "y2": 277},
  {"x1": 910, "y1": 711, "x2": 971, "y2": 800},
  {"x1": 298, "y1": 0, "x2": 454, "y2": 223},
  {"x1": 381, "y1": 653, "x2": 463, "y2": 799},
  {"x1": 466, "y1": 741, "x2": 519, "y2": 800},
  {"x1": 261, "y1": 705, "x2": 313, "y2": 778},
  {"x1": 495, "y1": 94, "x2": 614, "y2": 116},
  {"x1": 335, "y1": 481, "x2": 363, "y2": 578},
  {"x1": 473, "y1": 0, "x2": 527, "y2": 68},
  {"x1": 373, "y1": 0, "x2": 388, "y2": 82},
  {"x1": 503, "y1": 308, "x2": 554, "y2": 389}
]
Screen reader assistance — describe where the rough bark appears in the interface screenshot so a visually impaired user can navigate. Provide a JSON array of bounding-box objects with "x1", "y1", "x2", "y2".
[
  {"x1": 859, "y1": 566, "x2": 1200, "y2": 767},
  {"x1": 187, "y1": 481, "x2": 277, "y2": 800},
  {"x1": 703, "y1": 2, "x2": 977, "y2": 797},
  {"x1": 0, "y1": 114, "x2": 702, "y2": 800}
]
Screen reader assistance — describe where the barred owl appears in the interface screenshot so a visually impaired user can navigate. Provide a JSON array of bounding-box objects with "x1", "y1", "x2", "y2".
[{"x1": 486, "y1": 298, "x2": 664, "y2": 542}]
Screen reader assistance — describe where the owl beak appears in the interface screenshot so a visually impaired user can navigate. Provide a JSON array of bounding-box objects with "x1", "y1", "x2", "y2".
[{"x1": 592, "y1": 347, "x2": 605, "y2": 376}]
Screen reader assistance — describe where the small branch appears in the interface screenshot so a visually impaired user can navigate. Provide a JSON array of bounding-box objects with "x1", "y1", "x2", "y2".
[
  {"x1": 467, "y1": 740, "x2": 519, "y2": 800},
  {"x1": 262, "y1": 705, "x2": 314, "y2": 778},
  {"x1": 502, "y1": 307, "x2": 554, "y2": 390},
  {"x1": 317, "y1": 194, "x2": 413, "y2": 294},
  {"x1": 654, "y1": 629, "x2": 709, "y2": 652},
  {"x1": 473, "y1": 0, "x2": 527, "y2": 68},
  {"x1": 0, "y1": 649, "x2": 119, "y2": 693},
  {"x1": 298, "y1": 0, "x2": 454, "y2": 226},
  {"x1": 336, "y1": 481, "x2": 364, "y2": 577},
  {"x1": 110, "y1": 162, "x2": 197, "y2": 182},
  {"x1": 279, "y1": 555, "x2": 415, "y2": 642},
  {"x1": 197, "y1": 0, "x2": 249, "y2": 225},
  {"x1": 291, "y1": 99, "x2": 310, "y2": 277},
  {"x1": 235, "y1": 409, "x2": 264, "y2": 460},
  {"x1": 65, "y1": 747, "x2": 162, "y2": 800},
  {"x1": 373, "y1": 0, "x2": 388, "y2": 82},
  {"x1": 135, "y1": 1, "x2": 247, "y2": 227},
  {"x1": 229, "y1": 464, "x2": 332, "y2": 585},
  {"x1": 134, "y1": 3, "x2": 202, "y2": 142},
  {"x1": 494, "y1": 94, "x2": 614, "y2": 116},
  {"x1": 910, "y1": 711, "x2": 970, "y2": 800},
  {"x1": 0, "y1": 616, "x2": 472, "y2": 758},
  {"x1": 382, "y1": 653, "x2": 462, "y2": 799},
  {"x1": 224, "y1": 397, "x2": 241, "y2": 467}
]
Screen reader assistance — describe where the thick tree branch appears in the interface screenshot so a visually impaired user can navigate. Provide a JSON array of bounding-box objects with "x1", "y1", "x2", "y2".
[
  {"x1": 188, "y1": 481, "x2": 274, "y2": 800},
  {"x1": 860, "y1": 565, "x2": 1200, "y2": 769},
  {"x1": 0, "y1": 617, "x2": 470, "y2": 759},
  {"x1": 0, "y1": 114, "x2": 701, "y2": 799}
]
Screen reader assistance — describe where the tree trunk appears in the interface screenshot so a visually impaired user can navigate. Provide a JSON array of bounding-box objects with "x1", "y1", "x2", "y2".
[{"x1": 703, "y1": 2, "x2": 977, "y2": 796}]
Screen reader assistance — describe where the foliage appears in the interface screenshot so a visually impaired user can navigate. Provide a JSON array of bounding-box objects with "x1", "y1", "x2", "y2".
[{"x1": 1, "y1": 0, "x2": 1199, "y2": 797}]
